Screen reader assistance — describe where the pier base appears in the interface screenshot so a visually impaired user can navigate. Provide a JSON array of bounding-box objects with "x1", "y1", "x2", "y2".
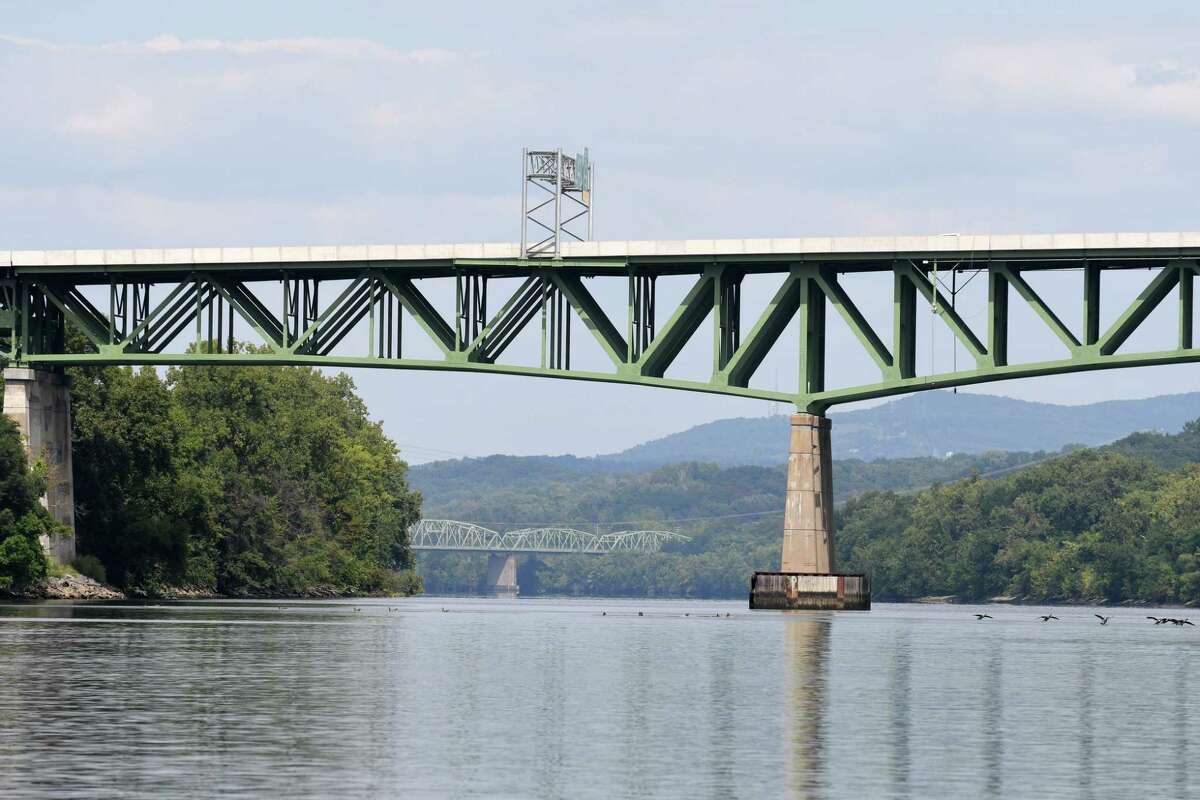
[
  {"x1": 752, "y1": 412, "x2": 871, "y2": 610},
  {"x1": 750, "y1": 572, "x2": 871, "y2": 610},
  {"x1": 2, "y1": 368, "x2": 75, "y2": 564},
  {"x1": 485, "y1": 553, "x2": 519, "y2": 597}
]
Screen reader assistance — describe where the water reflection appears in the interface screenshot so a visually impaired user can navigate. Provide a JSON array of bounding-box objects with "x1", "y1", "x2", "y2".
[
  {"x1": 1078, "y1": 646, "x2": 1094, "y2": 800},
  {"x1": 1174, "y1": 653, "x2": 1188, "y2": 798},
  {"x1": 889, "y1": 630, "x2": 912, "y2": 799},
  {"x1": 982, "y1": 643, "x2": 1004, "y2": 799},
  {"x1": 2, "y1": 601, "x2": 1198, "y2": 799},
  {"x1": 705, "y1": 630, "x2": 735, "y2": 799},
  {"x1": 786, "y1": 617, "x2": 830, "y2": 799}
]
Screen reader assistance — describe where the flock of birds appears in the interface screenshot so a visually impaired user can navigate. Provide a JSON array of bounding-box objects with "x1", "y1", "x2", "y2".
[
  {"x1": 973, "y1": 612, "x2": 1193, "y2": 626},
  {"x1": 338, "y1": 609, "x2": 1190, "y2": 628}
]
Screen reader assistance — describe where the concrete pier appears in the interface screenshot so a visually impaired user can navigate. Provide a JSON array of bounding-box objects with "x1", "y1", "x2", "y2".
[
  {"x1": 485, "y1": 553, "x2": 519, "y2": 597},
  {"x1": 2, "y1": 368, "x2": 75, "y2": 563},
  {"x1": 782, "y1": 413, "x2": 834, "y2": 573},
  {"x1": 751, "y1": 412, "x2": 871, "y2": 610}
]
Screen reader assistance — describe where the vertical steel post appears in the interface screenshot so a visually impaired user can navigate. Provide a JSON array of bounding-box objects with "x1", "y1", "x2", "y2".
[
  {"x1": 520, "y1": 148, "x2": 528, "y2": 258},
  {"x1": 554, "y1": 149, "x2": 562, "y2": 257},
  {"x1": 893, "y1": 268, "x2": 916, "y2": 378},
  {"x1": 1084, "y1": 263, "x2": 1101, "y2": 346},
  {"x1": 988, "y1": 264, "x2": 1009, "y2": 367},
  {"x1": 1181, "y1": 262, "x2": 1194, "y2": 350}
]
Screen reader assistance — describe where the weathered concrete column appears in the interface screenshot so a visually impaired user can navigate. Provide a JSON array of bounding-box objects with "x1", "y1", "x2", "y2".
[
  {"x1": 2, "y1": 367, "x2": 75, "y2": 563},
  {"x1": 750, "y1": 411, "x2": 868, "y2": 609},
  {"x1": 781, "y1": 412, "x2": 834, "y2": 574},
  {"x1": 485, "y1": 552, "x2": 519, "y2": 597}
]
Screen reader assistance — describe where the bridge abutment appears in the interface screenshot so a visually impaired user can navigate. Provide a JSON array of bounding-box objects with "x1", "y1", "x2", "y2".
[
  {"x1": 486, "y1": 553, "x2": 519, "y2": 597},
  {"x1": 750, "y1": 412, "x2": 870, "y2": 610},
  {"x1": 2, "y1": 368, "x2": 75, "y2": 564}
]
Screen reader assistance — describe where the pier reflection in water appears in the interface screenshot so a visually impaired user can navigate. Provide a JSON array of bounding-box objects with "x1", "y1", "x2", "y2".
[{"x1": 0, "y1": 600, "x2": 1196, "y2": 799}]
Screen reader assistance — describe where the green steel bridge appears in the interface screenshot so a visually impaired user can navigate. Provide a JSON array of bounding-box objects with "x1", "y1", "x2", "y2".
[
  {"x1": 3, "y1": 232, "x2": 1198, "y2": 412},
  {"x1": 5, "y1": 231, "x2": 1199, "y2": 591}
]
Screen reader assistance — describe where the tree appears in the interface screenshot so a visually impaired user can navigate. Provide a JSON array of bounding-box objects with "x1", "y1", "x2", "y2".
[{"x1": 0, "y1": 416, "x2": 54, "y2": 589}]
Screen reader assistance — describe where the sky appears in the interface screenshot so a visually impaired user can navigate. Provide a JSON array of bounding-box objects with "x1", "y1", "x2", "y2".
[{"x1": 2, "y1": 1, "x2": 1200, "y2": 462}]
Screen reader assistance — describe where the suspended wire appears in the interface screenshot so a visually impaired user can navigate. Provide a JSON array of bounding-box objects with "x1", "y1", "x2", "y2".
[{"x1": 465, "y1": 508, "x2": 784, "y2": 529}]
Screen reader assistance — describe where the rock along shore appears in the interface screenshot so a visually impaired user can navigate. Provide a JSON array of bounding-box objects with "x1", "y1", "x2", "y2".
[{"x1": 6, "y1": 573, "x2": 127, "y2": 600}]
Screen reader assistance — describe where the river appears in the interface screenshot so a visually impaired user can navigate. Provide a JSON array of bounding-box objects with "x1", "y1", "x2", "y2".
[{"x1": 0, "y1": 597, "x2": 1196, "y2": 799}]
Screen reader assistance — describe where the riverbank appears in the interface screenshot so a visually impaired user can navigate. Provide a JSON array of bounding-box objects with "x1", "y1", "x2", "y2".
[
  {"x1": 2, "y1": 573, "x2": 125, "y2": 600},
  {"x1": 3, "y1": 578, "x2": 425, "y2": 602}
]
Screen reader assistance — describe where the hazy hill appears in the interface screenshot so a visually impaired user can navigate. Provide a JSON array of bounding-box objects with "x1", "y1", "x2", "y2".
[
  {"x1": 604, "y1": 390, "x2": 1200, "y2": 466},
  {"x1": 416, "y1": 416, "x2": 1200, "y2": 601}
]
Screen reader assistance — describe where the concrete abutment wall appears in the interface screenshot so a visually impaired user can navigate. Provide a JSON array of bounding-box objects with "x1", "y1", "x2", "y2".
[{"x1": 2, "y1": 367, "x2": 75, "y2": 563}]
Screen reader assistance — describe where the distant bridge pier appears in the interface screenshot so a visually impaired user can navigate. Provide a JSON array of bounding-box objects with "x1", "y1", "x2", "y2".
[
  {"x1": 486, "y1": 553, "x2": 520, "y2": 597},
  {"x1": 751, "y1": 413, "x2": 870, "y2": 610},
  {"x1": 2, "y1": 367, "x2": 75, "y2": 563}
]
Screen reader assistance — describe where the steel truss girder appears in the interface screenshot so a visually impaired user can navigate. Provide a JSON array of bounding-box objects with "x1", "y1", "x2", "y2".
[
  {"x1": 408, "y1": 519, "x2": 690, "y2": 555},
  {"x1": 4, "y1": 257, "x2": 1199, "y2": 413}
]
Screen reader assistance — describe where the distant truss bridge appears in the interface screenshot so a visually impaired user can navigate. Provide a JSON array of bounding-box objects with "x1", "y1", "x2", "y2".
[{"x1": 408, "y1": 519, "x2": 691, "y2": 555}]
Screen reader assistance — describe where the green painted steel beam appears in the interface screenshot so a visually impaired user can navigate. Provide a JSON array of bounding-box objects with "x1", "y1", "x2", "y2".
[
  {"x1": 547, "y1": 272, "x2": 628, "y2": 367},
  {"x1": 10, "y1": 256, "x2": 1200, "y2": 417},
  {"x1": 815, "y1": 266, "x2": 892, "y2": 375},
  {"x1": 1098, "y1": 263, "x2": 1179, "y2": 356},
  {"x1": 638, "y1": 270, "x2": 716, "y2": 378},
  {"x1": 722, "y1": 270, "x2": 802, "y2": 388},
  {"x1": 996, "y1": 265, "x2": 1081, "y2": 351}
]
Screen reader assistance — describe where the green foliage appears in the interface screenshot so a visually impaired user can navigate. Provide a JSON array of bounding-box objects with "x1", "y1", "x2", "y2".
[
  {"x1": 0, "y1": 417, "x2": 53, "y2": 589},
  {"x1": 67, "y1": 352, "x2": 422, "y2": 597},
  {"x1": 71, "y1": 554, "x2": 106, "y2": 584},
  {"x1": 418, "y1": 422, "x2": 1200, "y2": 604}
]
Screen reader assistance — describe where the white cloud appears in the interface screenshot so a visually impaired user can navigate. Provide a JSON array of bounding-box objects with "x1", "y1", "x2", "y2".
[
  {"x1": 942, "y1": 40, "x2": 1200, "y2": 123},
  {"x1": 0, "y1": 33, "x2": 460, "y2": 64},
  {"x1": 60, "y1": 87, "x2": 154, "y2": 139}
]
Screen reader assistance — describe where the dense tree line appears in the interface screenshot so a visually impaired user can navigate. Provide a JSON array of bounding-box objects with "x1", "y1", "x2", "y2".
[
  {"x1": 419, "y1": 424, "x2": 1200, "y2": 604},
  {"x1": 65, "y1": 354, "x2": 422, "y2": 596},
  {"x1": 0, "y1": 417, "x2": 58, "y2": 590},
  {"x1": 411, "y1": 448, "x2": 1052, "y2": 512}
]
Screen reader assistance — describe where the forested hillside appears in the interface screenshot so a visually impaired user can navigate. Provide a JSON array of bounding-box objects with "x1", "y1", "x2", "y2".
[
  {"x1": 65, "y1": 354, "x2": 422, "y2": 597},
  {"x1": 599, "y1": 390, "x2": 1200, "y2": 466},
  {"x1": 411, "y1": 448, "x2": 1051, "y2": 511},
  {"x1": 419, "y1": 422, "x2": 1200, "y2": 604}
]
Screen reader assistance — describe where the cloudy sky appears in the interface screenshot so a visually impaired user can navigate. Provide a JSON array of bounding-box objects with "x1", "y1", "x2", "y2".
[{"x1": 3, "y1": 1, "x2": 1200, "y2": 461}]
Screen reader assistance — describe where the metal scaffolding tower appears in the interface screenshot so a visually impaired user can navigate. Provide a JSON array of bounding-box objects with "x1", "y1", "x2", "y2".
[{"x1": 521, "y1": 148, "x2": 593, "y2": 258}]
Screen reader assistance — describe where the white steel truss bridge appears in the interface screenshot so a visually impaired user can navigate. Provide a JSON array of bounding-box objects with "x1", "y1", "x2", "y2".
[{"x1": 409, "y1": 519, "x2": 690, "y2": 555}]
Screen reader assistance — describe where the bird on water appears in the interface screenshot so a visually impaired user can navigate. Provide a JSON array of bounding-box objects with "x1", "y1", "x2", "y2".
[
  {"x1": 1039, "y1": 614, "x2": 1059, "y2": 622},
  {"x1": 1148, "y1": 616, "x2": 1166, "y2": 624},
  {"x1": 975, "y1": 613, "x2": 993, "y2": 620},
  {"x1": 1095, "y1": 614, "x2": 1112, "y2": 625}
]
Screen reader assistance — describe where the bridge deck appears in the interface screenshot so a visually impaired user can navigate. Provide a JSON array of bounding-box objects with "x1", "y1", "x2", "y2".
[{"x1": 6, "y1": 231, "x2": 1200, "y2": 276}]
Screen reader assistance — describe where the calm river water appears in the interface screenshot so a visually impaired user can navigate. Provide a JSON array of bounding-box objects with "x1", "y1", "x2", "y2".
[{"x1": 0, "y1": 597, "x2": 1196, "y2": 799}]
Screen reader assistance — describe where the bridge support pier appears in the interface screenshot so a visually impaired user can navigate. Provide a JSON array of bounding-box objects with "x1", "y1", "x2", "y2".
[
  {"x1": 750, "y1": 412, "x2": 870, "y2": 610},
  {"x1": 2, "y1": 368, "x2": 75, "y2": 564},
  {"x1": 485, "y1": 553, "x2": 519, "y2": 598}
]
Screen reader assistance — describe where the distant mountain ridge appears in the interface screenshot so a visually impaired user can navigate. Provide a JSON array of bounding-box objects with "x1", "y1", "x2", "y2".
[
  {"x1": 603, "y1": 391, "x2": 1200, "y2": 466},
  {"x1": 408, "y1": 391, "x2": 1200, "y2": 507}
]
